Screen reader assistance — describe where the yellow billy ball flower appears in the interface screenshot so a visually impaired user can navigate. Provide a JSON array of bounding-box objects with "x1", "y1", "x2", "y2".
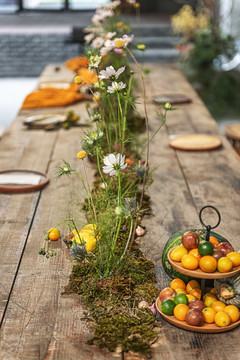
[
  {"x1": 115, "y1": 39, "x2": 125, "y2": 48},
  {"x1": 77, "y1": 151, "x2": 87, "y2": 159},
  {"x1": 134, "y1": 2, "x2": 140, "y2": 8},
  {"x1": 74, "y1": 76, "x2": 83, "y2": 84},
  {"x1": 117, "y1": 21, "x2": 124, "y2": 28}
]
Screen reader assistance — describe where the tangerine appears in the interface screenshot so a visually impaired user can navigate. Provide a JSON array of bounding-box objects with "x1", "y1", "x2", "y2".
[
  {"x1": 215, "y1": 311, "x2": 231, "y2": 327},
  {"x1": 224, "y1": 305, "x2": 240, "y2": 322},
  {"x1": 181, "y1": 254, "x2": 199, "y2": 270},
  {"x1": 173, "y1": 304, "x2": 189, "y2": 321},
  {"x1": 204, "y1": 293, "x2": 217, "y2": 307},
  {"x1": 226, "y1": 252, "x2": 240, "y2": 267},
  {"x1": 209, "y1": 236, "x2": 219, "y2": 248},
  {"x1": 212, "y1": 300, "x2": 226, "y2": 313},
  {"x1": 202, "y1": 307, "x2": 216, "y2": 324},
  {"x1": 189, "y1": 288, "x2": 201, "y2": 300},
  {"x1": 186, "y1": 294, "x2": 196, "y2": 302},
  {"x1": 170, "y1": 246, "x2": 188, "y2": 262},
  {"x1": 189, "y1": 248, "x2": 202, "y2": 260},
  {"x1": 170, "y1": 278, "x2": 186, "y2": 291},
  {"x1": 186, "y1": 280, "x2": 200, "y2": 294},
  {"x1": 48, "y1": 228, "x2": 60, "y2": 241},
  {"x1": 175, "y1": 288, "x2": 187, "y2": 295},
  {"x1": 199, "y1": 256, "x2": 217, "y2": 273},
  {"x1": 217, "y1": 257, "x2": 233, "y2": 273}
]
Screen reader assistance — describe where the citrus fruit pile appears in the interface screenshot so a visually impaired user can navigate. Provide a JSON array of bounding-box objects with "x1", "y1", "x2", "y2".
[
  {"x1": 158, "y1": 278, "x2": 240, "y2": 328},
  {"x1": 170, "y1": 230, "x2": 240, "y2": 273}
]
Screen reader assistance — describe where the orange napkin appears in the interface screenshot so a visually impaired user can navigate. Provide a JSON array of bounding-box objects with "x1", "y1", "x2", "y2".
[
  {"x1": 77, "y1": 68, "x2": 98, "y2": 85},
  {"x1": 21, "y1": 84, "x2": 88, "y2": 110},
  {"x1": 65, "y1": 56, "x2": 89, "y2": 72}
]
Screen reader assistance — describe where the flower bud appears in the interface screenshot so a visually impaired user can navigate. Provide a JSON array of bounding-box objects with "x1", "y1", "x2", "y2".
[
  {"x1": 164, "y1": 102, "x2": 172, "y2": 110},
  {"x1": 77, "y1": 150, "x2": 87, "y2": 159}
]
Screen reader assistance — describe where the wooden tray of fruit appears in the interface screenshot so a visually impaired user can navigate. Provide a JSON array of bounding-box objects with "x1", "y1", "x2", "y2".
[
  {"x1": 167, "y1": 231, "x2": 240, "y2": 279},
  {"x1": 156, "y1": 297, "x2": 240, "y2": 333}
]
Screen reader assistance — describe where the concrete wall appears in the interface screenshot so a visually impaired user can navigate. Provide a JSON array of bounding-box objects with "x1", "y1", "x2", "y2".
[{"x1": 0, "y1": 32, "x2": 80, "y2": 77}]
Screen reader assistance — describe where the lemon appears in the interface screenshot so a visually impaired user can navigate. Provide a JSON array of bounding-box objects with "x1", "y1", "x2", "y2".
[{"x1": 170, "y1": 246, "x2": 188, "y2": 262}]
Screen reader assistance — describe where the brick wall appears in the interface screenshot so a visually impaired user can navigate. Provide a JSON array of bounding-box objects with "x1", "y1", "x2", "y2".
[{"x1": 0, "y1": 32, "x2": 80, "y2": 77}]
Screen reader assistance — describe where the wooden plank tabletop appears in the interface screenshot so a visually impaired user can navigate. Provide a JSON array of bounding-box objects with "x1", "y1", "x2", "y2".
[{"x1": 0, "y1": 62, "x2": 240, "y2": 360}]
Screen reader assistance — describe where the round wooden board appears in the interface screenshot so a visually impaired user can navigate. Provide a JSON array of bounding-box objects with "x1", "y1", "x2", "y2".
[
  {"x1": 155, "y1": 297, "x2": 240, "y2": 333},
  {"x1": 168, "y1": 247, "x2": 240, "y2": 279},
  {"x1": 23, "y1": 113, "x2": 66, "y2": 128},
  {"x1": 152, "y1": 94, "x2": 192, "y2": 105},
  {"x1": 169, "y1": 134, "x2": 222, "y2": 151},
  {"x1": 225, "y1": 123, "x2": 240, "y2": 141}
]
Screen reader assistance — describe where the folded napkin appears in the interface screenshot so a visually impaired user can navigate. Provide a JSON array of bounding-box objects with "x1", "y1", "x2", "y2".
[
  {"x1": 21, "y1": 84, "x2": 88, "y2": 110},
  {"x1": 77, "y1": 68, "x2": 98, "y2": 85}
]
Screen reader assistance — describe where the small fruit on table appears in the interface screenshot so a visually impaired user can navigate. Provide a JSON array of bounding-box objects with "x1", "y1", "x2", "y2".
[
  {"x1": 188, "y1": 300, "x2": 205, "y2": 311},
  {"x1": 174, "y1": 293, "x2": 188, "y2": 305},
  {"x1": 170, "y1": 246, "x2": 188, "y2": 261},
  {"x1": 217, "y1": 257, "x2": 233, "y2": 273},
  {"x1": 226, "y1": 252, "x2": 240, "y2": 267},
  {"x1": 215, "y1": 311, "x2": 231, "y2": 327},
  {"x1": 170, "y1": 278, "x2": 186, "y2": 290},
  {"x1": 224, "y1": 305, "x2": 240, "y2": 322},
  {"x1": 48, "y1": 228, "x2": 60, "y2": 241},
  {"x1": 181, "y1": 231, "x2": 199, "y2": 250},
  {"x1": 161, "y1": 299, "x2": 176, "y2": 315},
  {"x1": 212, "y1": 300, "x2": 226, "y2": 313},
  {"x1": 174, "y1": 304, "x2": 189, "y2": 321},
  {"x1": 181, "y1": 254, "x2": 199, "y2": 270},
  {"x1": 202, "y1": 307, "x2": 216, "y2": 323},
  {"x1": 212, "y1": 248, "x2": 225, "y2": 261},
  {"x1": 216, "y1": 242, "x2": 234, "y2": 256},
  {"x1": 186, "y1": 309, "x2": 204, "y2": 326},
  {"x1": 198, "y1": 241, "x2": 214, "y2": 256},
  {"x1": 186, "y1": 280, "x2": 200, "y2": 293},
  {"x1": 159, "y1": 287, "x2": 176, "y2": 302},
  {"x1": 199, "y1": 255, "x2": 217, "y2": 273},
  {"x1": 203, "y1": 293, "x2": 218, "y2": 307}
]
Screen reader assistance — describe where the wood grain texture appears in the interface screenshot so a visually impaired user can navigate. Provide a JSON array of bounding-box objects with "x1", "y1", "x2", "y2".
[{"x1": 1, "y1": 62, "x2": 240, "y2": 360}]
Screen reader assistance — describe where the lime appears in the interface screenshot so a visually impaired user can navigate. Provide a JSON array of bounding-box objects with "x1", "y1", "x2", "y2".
[
  {"x1": 161, "y1": 299, "x2": 176, "y2": 315},
  {"x1": 198, "y1": 241, "x2": 214, "y2": 256},
  {"x1": 174, "y1": 293, "x2": 188, "y2": 305}
]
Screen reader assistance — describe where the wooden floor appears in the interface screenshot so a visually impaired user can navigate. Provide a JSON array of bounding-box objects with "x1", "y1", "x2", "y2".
[{"x1": 0, "y1": 62, "x2": 240, "y2": 360}]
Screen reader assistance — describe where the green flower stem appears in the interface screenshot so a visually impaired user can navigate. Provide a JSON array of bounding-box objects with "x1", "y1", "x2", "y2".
[
  {"x1": 116, "y1": 91, "x2": 124, "y2": 152},
  {"x1": 107, "y1": 95, "x2": 118, "y2": 144},
  {"x1": 96, "y1": 146, "x2": 110, "y2": 201},
  {"x1": 122, "y1": 72, "x2": 133, "y2": 144},
  {"x1": 71, "y1": 171, "x2": 93, "y2": 219},
  {"x1": 82, "y1": 160, "x2": 97, "y2": 222},
  {"x1": 105, "y1": 217, "x2": 122, "y2": 278},
  {"x1": 117, "y1": 169, "x2": 122, "y2": 207},
  {"x1": 119, "y1": 217, "x2": 134, "y2": 263},
  {"x1": 139, "y1": 109, "x2": 167, "y2": 157}
]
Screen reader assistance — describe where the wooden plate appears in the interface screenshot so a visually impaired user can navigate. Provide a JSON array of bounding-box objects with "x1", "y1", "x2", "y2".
[
  {"x1": 23, "y1": 113, "x2": 66, "y2": 128},
  {"x1": 168, "y1": 247, "x2": 240, "y2": 279},
  {"x1": 152, "y1": 94, "x2": 192, "y2": 105},
  {"x1": 0, "y1": 169, "x2": 49, "y2": 193},
  {"x1": 169, "y1": 134, "x2": 222, "y2": 151},
  {"x1": 156, "y1": 297, "x2": 240, "y2": 333}
]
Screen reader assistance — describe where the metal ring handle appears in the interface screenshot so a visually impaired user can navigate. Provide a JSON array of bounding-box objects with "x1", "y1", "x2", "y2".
[{"x1": 199, "y1": 205, "x2": 221, "y2": 229}]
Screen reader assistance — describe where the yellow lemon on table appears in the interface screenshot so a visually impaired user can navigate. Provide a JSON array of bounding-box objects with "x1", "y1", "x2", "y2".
[
  {"x1": 170, "y1": 246, "x2": 188, "y2": 262},
  {"x1": 72, "y1": 224, "x2": 99, "y2": 252}
]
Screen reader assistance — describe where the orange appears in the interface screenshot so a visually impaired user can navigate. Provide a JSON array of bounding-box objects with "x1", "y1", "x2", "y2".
[
  {"x1": 202, "y1": 307, "x2": 216, "y2": 324},
  {"x1": 210, "y1": 288, "x2": 216, "y2": 295},
  {"x1": 48, "y1": 228, "x2": 60, "y2": 241},
  {"x1": 212, "y1": 300, "x2": 226, "y2": 313},
  {"x1": 186, "y1": 294, "x2": 196, "y2": 302},
  {"x1": 217, "y1": 257, "x2": 233, "y2": 273},
  {"x1": 170, "y1": 278, "x2": 186, "y2": 291},
  {"x1": 170, "y1": 246, "x2": 188, "y2": 262},
  {"x1": 189, "y1": 288, "x2": 201, "y2": 300},
  {"x1": 204, "y1": 293, "x2": 217, "y2": 307},
  {"x1": 215, "y1": 311, "x2": 231, "y2": 327},
  {"x1": 199, "y1": 256, "x2": 217, "y2": 273},
  {"x1": 224, "y1": 305, "x2": 240, "y2": 322},
  {"x1": 173, "y1": 304, "x2": 189, "y2": 321},
  {"x1": 189, "y1": 248, "x2": 201, "y2": 260},
  {"x1": 186, "y1": 280, "x2": 200, "y2": 294},
  {"x1": 226, "y1": 252, "x2": 240, "y2": 267},
  {"x1": 181, "y1": 254, "x2": 199, "y2": 270},
  {"x1": 209, "y1": 236, "x2": 219, "y2": 248},
  {"x1": 175, "y1": 288, "x2": 187, "y2": 295}
]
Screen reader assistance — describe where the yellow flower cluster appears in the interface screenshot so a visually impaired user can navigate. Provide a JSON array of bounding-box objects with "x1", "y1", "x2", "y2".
[{"x1": 171, "y1": 5, "x2": 209, "y2": 37}]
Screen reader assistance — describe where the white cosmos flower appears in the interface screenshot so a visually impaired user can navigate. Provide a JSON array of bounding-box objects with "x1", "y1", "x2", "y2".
[
  {"x1": 92, "y1": 37, "x2": 105, "y2": 49},
  {"x1": 103, "y1": 154, "x2": 128, "y2": 176},
  {"x1": 104, "y1": 0, "x2": 120, "y2": 10},
  {"x1": 84, "y1": 33, "x2": 95, "y2": 44},
  {"x1": 98, "y1": 65, "x2": 125, "y2": 80},
  {"x1": 105, "y1": 31, "x2": 117, "y2": 40},
  {"x1": 107, "y1": 81, "x2": 126, "y2": 94}
]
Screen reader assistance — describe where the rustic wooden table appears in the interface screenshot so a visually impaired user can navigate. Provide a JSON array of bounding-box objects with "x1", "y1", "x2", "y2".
[{"x1": 0, "y1": 63, "x2": 240, "y2": 360}]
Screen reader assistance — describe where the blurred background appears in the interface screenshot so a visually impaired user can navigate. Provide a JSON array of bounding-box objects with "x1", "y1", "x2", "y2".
[{"x1": 0, "y1": 0, "x2": 239, "y2": 134}]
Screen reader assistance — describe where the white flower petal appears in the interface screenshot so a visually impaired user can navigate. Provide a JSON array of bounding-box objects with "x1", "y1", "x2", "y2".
[{"x1": 109, "y1": 169, "x2": 118, "y2": 176}]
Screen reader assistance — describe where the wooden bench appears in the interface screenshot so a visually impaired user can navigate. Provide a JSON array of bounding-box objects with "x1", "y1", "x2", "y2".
[{"x1": 0, "y1": 62, "x2": 240, "y2": 360}]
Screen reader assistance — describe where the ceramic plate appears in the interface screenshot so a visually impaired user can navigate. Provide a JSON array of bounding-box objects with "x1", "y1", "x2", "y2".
[{"x1": 0, "y1": 169, "x2": 49, "y2": 193}]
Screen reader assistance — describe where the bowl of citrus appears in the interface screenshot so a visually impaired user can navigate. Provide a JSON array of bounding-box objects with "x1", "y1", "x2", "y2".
[
  {"x1": 167, "y1": 231, "x2": 240, "y2": 279},
  {"x1": 156, "y1": 278, "x2": 240, "y2": 333}
]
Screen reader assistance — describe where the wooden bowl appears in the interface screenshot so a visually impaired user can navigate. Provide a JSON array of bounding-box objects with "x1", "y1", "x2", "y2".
[
  {"x1": 168, "y1": 247, "x2": 240, "y2": 279},
  {"x1": 156, "y1": 297, "x2": 240, "y2": 333}
]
